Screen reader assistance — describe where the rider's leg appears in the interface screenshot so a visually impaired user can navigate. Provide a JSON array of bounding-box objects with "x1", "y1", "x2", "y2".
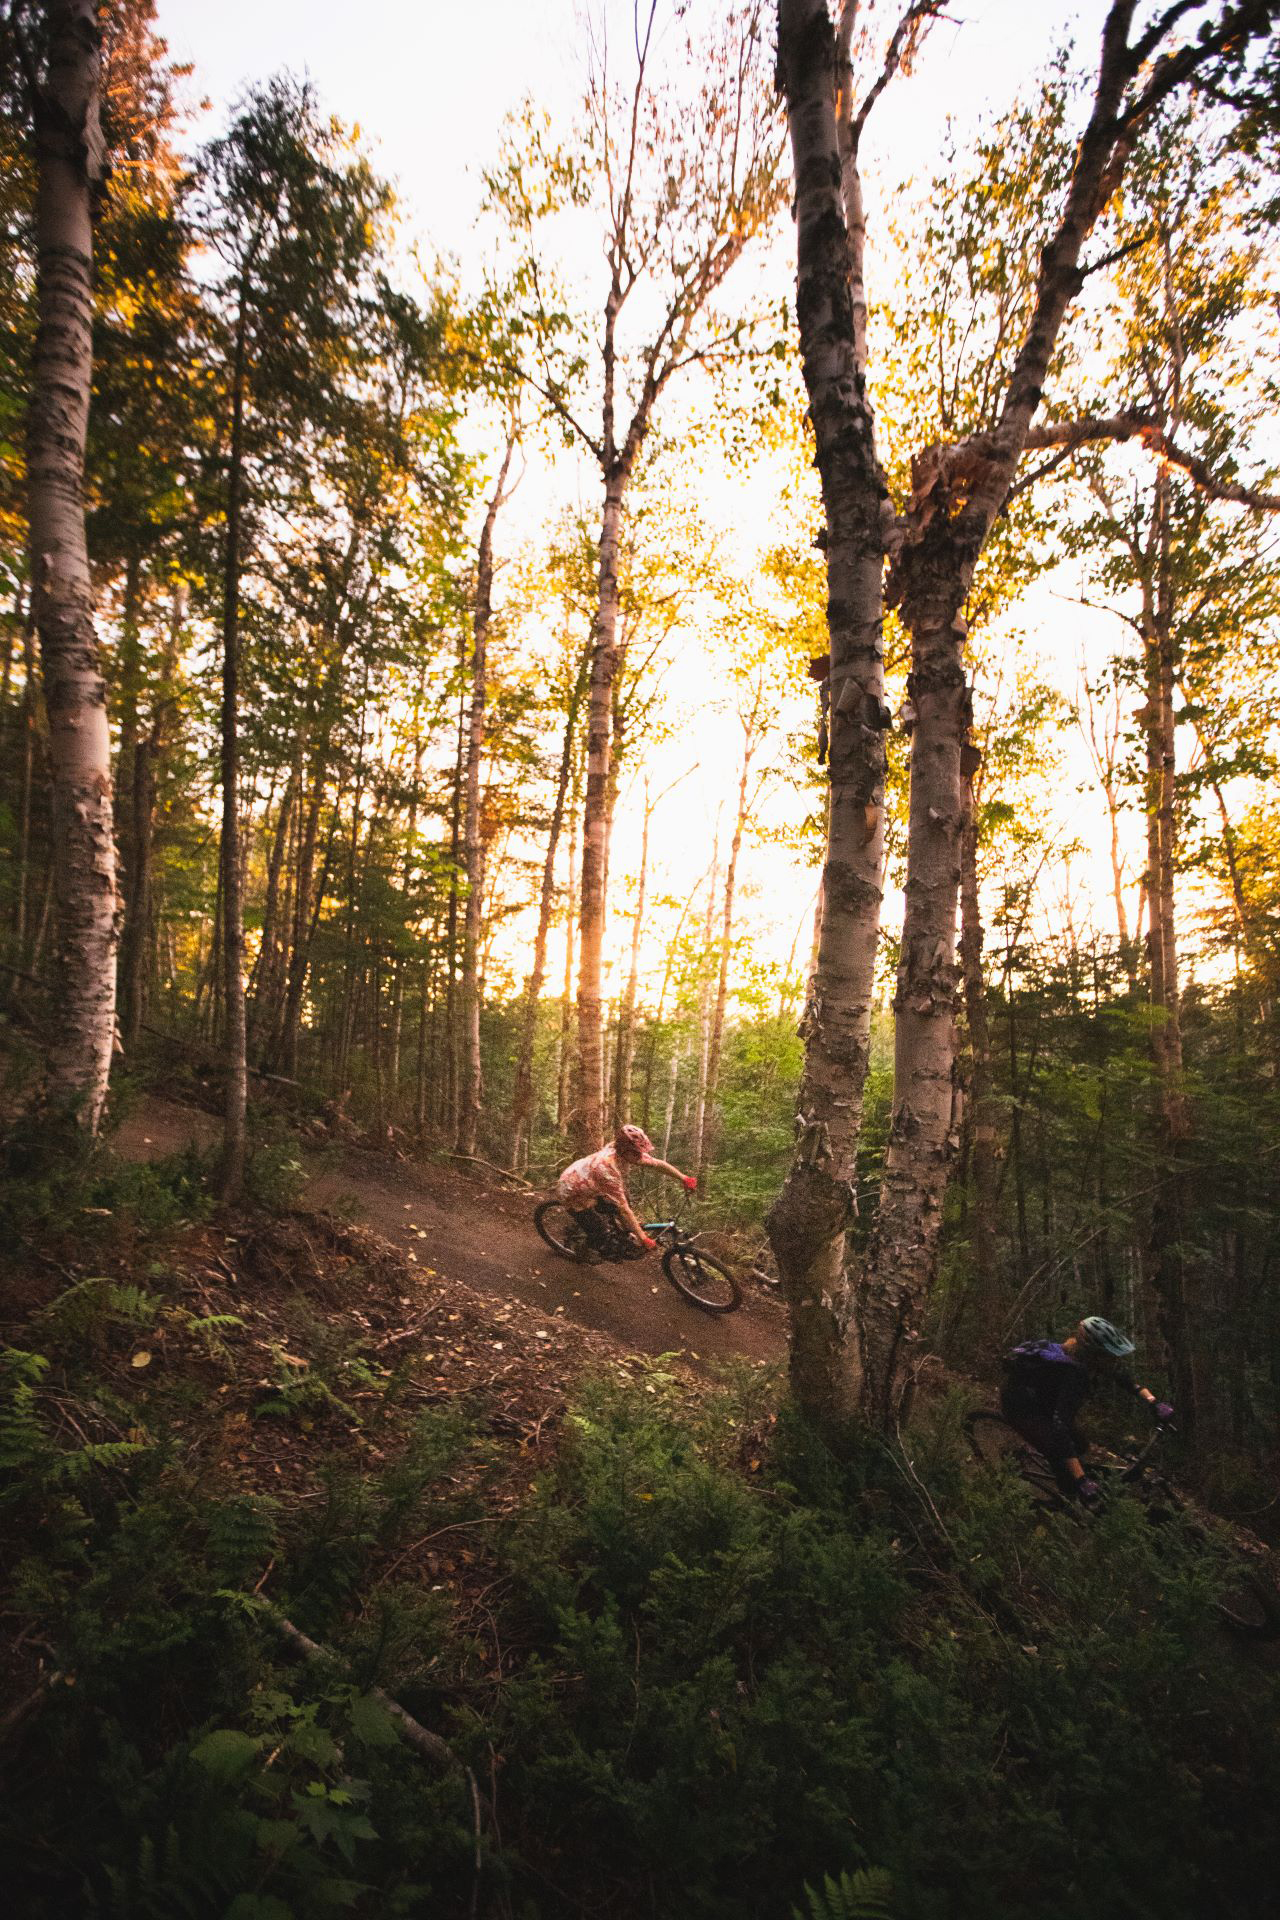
[
  {"x1": 1000, "y1": 1393, "x2": 1079, "y2": 1497},
  {"x1": 577, "y1": 1201, "x2": 621, "y2": 1252}
]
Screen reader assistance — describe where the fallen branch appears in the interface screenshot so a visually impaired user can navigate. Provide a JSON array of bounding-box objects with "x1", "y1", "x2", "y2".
[
  {"x1": 140, "y1": 1021, "x2": 301, "y2": 1087},
  {"x1": 450, "y1": 1151, "x2": 533, "y2": 1190},
  {"x1": 272, "y1": 1612, "x2": 458, "y2": 1773}
]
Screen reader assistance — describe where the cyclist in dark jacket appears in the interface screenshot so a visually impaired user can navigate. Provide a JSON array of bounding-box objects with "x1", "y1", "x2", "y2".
[{"x1": 1000, "y1": 1316, "x2": 1173, "y2": 1504}]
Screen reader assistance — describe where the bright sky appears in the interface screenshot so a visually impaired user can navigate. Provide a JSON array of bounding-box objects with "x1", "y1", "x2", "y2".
[{"x1": 150, "y1": 0, "x2": 1196, "y2": 1007}]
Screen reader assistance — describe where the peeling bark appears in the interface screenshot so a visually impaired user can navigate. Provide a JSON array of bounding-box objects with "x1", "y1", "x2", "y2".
[
  {"x1": 26, "y1": 0, "x2": 118, "y2": 1134},
  {"x1": 767, "y1": 0, "x2": 891, "y2": 1440},
  {"x1": 847, "y1": 0, "x2": 1257, "y2": 1426}
]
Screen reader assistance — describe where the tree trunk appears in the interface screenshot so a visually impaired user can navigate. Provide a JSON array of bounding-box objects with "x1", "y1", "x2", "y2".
[
  {"x1": 119, "y1": 581, "x2": 184, "y2": 1050},
  {"x1": 767, "y1": 0, "x2": 891, "y2": 1442},
  {"x1": 248, "y1": 751, "x2": 299, "y2": 1054},
  {"x1": 27, "y1": 0, "x2": 118, "y2": 1134},
  {"x1": 955, "y1": 772, "x2": 999, "y2": 1356},
  {"x1": 1141, "y1": 493, "x2": 1198, "y2": 1427},
  {"x1": 857, "y1": 600, "x2": 969, "y2": 1424},
  {"x1": 456, "y1": 428, "x2": 516, "y2": 1159},
  {"x1": 13, "y1": 616, "x2": 41, "y2": 967},
  {"x1": 218, "y1": 284, "x2": 252, "y2": 1198},
  {"x1": 556, "y1": 776, "x2": 580, "y2": 1140},
  {"x1": 701, "y1": 715, "x2": 758, "y2": 1180},
  {"x1": 511, "y1": 653, "x2": 586, "y2": 1171},
  {"x1": 274, "y1": 756, "x2": 328, "y2": 1075},
  {"x1": 574, "y1": 473, "x2": 628, "y2": 1151},
  {"x1": 615, "y1": 778, "x2": 653, "y2": 1131},
  {"x1": 691, "y1": 835, "x2": 719, "y2": 1177},
  {"x1": 850, "y1": 0, "x2": 1171, "y2": 1426},
  {"x1": 442, "y1": 632, "x2": 466, "y2": 1133}
]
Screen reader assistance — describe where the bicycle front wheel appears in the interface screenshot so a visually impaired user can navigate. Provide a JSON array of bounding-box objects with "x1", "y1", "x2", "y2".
[
  {"x1": 661, "y1": 1245, "x2": 741, "y2": 1315},
  {"x1": 533, "y1": 1200, "x2": 593, "y2": 1263}
]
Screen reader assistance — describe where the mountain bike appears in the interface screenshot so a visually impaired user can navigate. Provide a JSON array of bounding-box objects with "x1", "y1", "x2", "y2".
[
  {"x1": 532, "y1": 1199, "x2": 741, "y2": 1315},
  {"x1": 963, "y1": 1408, "x2": 1280, "y2": 1638}
]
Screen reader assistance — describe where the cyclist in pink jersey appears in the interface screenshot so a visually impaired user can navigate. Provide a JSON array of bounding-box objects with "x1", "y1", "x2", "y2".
[{"x1": 557, "y1": 1124, "x2": 697, "y2": 1254}]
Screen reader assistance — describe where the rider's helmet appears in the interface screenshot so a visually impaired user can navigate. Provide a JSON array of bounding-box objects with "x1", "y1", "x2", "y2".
[
  {"x1": 614, "y1": 1124, "x2": 653, "y2": 1162},
  {"x1": 1078, "y1": 1315, "x2": 1135, "y2": 1359}
]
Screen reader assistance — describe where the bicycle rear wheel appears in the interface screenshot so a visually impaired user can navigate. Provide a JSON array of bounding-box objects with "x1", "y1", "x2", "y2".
[
  {"x1": 964, "y1": 1411, "x2": 1066, "y2": 1509},
  {"x1": 1215, "y1": 1562, "x2": 1280, "y2": 1639},
  {"x1": 661, "y1": 1245, "x2": 741, "y2": 1315},
  {"x1": 533, "y1": 1200, "x2": 593, "y2": 1263}
]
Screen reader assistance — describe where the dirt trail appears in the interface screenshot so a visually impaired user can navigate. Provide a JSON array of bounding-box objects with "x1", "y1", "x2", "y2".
[{"x1": 112, "y1": 1096, "x2": 786, "y2": 1373}]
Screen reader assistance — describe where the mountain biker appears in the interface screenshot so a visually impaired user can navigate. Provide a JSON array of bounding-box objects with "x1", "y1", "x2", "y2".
[
  {"x1": 1000, "y1": 1316, "x2": 1174, "y2": 1506},
  {"x1": 556, "y1": 1124, "x2": 697, "y2": 1256}
]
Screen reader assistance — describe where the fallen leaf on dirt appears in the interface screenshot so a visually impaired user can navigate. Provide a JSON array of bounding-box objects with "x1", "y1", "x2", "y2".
[{"x1": 130, "y1": 1350, "x2": 152, "y2": 1368}]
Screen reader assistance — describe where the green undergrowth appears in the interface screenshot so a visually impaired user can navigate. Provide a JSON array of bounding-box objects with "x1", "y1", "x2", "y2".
[{"x1": 1, "y1": 1163, "x2": 1278, "y2": 1917}]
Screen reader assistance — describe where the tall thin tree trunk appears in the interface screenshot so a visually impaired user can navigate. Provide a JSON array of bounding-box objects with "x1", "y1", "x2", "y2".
[
  {"x1": 575, "y1": 473, "x2": 628, "y2": 1151},
  {"x1": 1141, "y1": 492, "x2": 1198, "y2": 1427},
  {"x1": 442, "y1": 633, "x2": 466, "y2": 1134},
  {"x1": 692, "y1": 834, "x2": 719, "y2": 1177},
  {"x1": 13, "y1": 618, "x2": 40, "y2": 963},
  {"x1": 26, "y1": 0, "x2": 117, "y2": 1133},
  {"x1": 614, "y1": 776, "x2": 653, "y2": 1131},
  {"x1": 557, "y1": 772, "x2": 581, "y2": 1139},
  {"x1": 248, "y1": 752, "x2": 298, "y2": 1053},
  {"x1": 114, "y1": 550, "x2": 142, "y2": 905},
  {"x1": 956, "y1": 772, "x2": 999, "y2": 1355},
  {"x1": 274, "y1": 757, "x2": 328, "y2": 1075},
  {"x1": 457, "y1": 428, "x2": 516, "y2": 1158},
  {"x1": 120, "y1": 581, "x2": 184, "y2": 1050},
  {"x1": 511, "y1": 654, "x2": 586, "y2": 1170},
  {"x1": 661, "y1": 1038, "x2": 683, "y2": 1162},
  {"x1": 218, "y1": 284, "x2": 252, "y2": 1198},
  {"x1": 701, "y1": 715, "x2": 758, "y2": 1179}
]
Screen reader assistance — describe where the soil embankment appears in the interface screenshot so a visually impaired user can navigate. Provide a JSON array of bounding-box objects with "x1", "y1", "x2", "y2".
[{"x1": 111, "y1": 1095, "x2": 786, "y2": 1374}]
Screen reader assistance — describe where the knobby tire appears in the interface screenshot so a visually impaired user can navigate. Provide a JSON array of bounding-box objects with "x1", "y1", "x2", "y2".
[
  {"x1": 660, "y1": 1245, "x2": 741, "y2": 1315},
  {"x1": 533, "y1": 1200, "x2": 591, "y2": 1264}
]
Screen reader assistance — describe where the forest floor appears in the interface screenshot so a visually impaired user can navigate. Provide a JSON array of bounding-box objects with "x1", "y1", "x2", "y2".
[{"x1": 110, "y1": 1093, "x2": 787, "y2": 1376}]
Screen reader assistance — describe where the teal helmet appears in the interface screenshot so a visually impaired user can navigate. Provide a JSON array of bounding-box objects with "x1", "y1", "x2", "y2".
[{"x1": 1079, "y1": 1315, "x2": 1135, "y2": 1358}]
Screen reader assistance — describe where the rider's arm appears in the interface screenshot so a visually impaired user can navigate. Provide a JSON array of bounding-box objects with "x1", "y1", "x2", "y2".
[
  {"x1": 616, "y1": 1195, "x2": 654, "y2": 1247},
  {"x1": 642, "y1": 1156, "x2": 696, "y2": 1187}
]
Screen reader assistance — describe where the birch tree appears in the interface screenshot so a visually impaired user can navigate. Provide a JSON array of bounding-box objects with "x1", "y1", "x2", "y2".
[
  {"x1": 14, "y1": 0, "x2": 117, "y2": 1136},
  {"x1": 772, "y1": 0, "x2": 1280, "y2": 1437}
]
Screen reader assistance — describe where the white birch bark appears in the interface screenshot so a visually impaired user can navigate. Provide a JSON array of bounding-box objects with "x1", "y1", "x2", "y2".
[
  {"x1": 27, "y1": 0, "x2": 118, "y2": 1134},
  {"x1": 767, "y1": 0, "x2": 892, "y2": 1438}
]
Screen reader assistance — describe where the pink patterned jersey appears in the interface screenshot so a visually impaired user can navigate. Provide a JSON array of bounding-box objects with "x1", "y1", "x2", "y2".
[{"x1": 557, "y1": 1143, "x2": 649, "y2": 1210}]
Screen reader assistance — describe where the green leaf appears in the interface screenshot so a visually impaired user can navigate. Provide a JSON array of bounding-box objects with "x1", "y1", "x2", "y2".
[
  {"x1": 190, "y1": 1727, "x2": 262, "y2": 1783},
  {"x1": 225, "y1": 1897, "x2": 295, "y2": 1920},
  {"x1": 348, "y1": 1693, "x2": 399, "y2": 1749}
]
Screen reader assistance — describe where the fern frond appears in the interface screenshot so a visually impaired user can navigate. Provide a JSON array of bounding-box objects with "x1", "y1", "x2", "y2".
[
  {"x1": 48, "y1": 1440, "x2": 149, "y2": 1483},
  {"x1": 39, "y1": 1277, "x2": 160, "y2": 1341},
  {"x1": 794, "y1": 1867, "x2": 895, "y2": 1920}
]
